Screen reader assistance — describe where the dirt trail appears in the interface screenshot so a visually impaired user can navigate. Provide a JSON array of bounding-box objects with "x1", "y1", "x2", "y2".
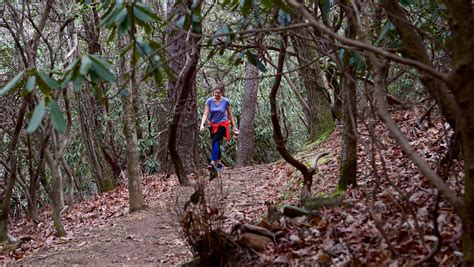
[{"x1": 16, "y1": 165, "x2": 285, "y2": 266}]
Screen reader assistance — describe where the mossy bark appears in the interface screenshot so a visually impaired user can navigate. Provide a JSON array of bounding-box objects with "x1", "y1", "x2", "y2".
[
  {"x1": 290, "y1": 9, "x2": 335, "y2": 142},
  {"x1": 303, "y1": 196, "x2": 343, "y2": 210},
  {"x1": 338, "y1": 50, "x2": 357, "y2": 190},
  {"x1": 0, "y1": 220, "x2": 7, "y2": 243},
  {"x1": 338, "y1": 154, "x2": 357, "y2": 190}
]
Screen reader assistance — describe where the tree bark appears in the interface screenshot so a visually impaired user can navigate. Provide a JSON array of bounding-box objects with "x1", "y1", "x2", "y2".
[
  {"x1": 61, "y1": 158, "x2": 75, "y2": 205},
  {"x1": 290, "y1": 12, "x2": 335, "y2": 142},
  {"x1": 337, "y1": 4, "x2": 358, "y2": 190},
  {"x1": 79, "y1": 8, "x2": 116, "y2": 191},
  {"x1": 236, "y1": 62, "x2": 259, "y2": 167},
  {"x1": 0, "y1": 99, "x2": 28, "y2": 242},
  {"x1": 44, "y1": 149, "x2": 66, "y2": 237},
  {"x1": 118, "y1": 32, "x2": 145, "y2": 212},
  {"x1": 155, "y1": 104, "x2": 171, "y2": 174},
  {"x1": 338, "y1": 67, "x2": 357, "y2": 190},
  {"x1": 165, "y1": 0, "x2": 199, "y2": 176},
  {"x1": 269, "y1": 35, "x2": 318, "y2": 201},
  {"x1": 443, "y1": 1, "x2": 474, "y2": 264},
  {"x1": 77, "y1": 91, "x2": 115, "y2": 192},
  {"x1": 27, "y1": 132, "x2": 49, "y2": 219}
]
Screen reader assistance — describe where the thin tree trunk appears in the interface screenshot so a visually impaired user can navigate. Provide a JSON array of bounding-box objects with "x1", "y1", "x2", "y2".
[
  {"x1": 155, "y1": 105, "x2": 171, "y2": 174},
  {"x1": 269, "y1": 35, "x2": 317, "y2": 201},
  {"x1": 44, "y1": 149, "x2": 66, "y2": 237},
  {"x1": 337, "y1": 3, "x2": 357, "y2": 190},
  {"x1": 236, "y1": 62, "x2": 259, "y2": 167},
  {"x1": 61, "y1": 158, "x2": 75, "y2": 205},
  {"x1": 77, "y1": 91, "x2": 115, "y2": 192},
  {"x1": 325, "y1": 67, "x2": 342, "y2": 122},
  {"x1": 338, "y1": 65, "x2": 357, "y2": 190},
  {"x1": 0, "y1": 99, "x2": 28, "y2": 242},
  {"x1": 118, "y1": 32, "x2": 144, "y2": 212},
  {"x1": 27, "y1": 132, "x2": 48, "y2": 219},
  {"x1": 42, "y1": 89, "x2": 73, "y2": 237}
]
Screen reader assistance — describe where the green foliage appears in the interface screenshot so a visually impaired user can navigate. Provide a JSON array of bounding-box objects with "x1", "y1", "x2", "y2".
[
  {"x1": 37, "y1": 69, "x2": 61, "y2": 90},
  {"x1": 0, "y1": 71, "x2": 25, "y2": 96},
  {"x1": 338, "y1": 49, "x2": 367, "y2": 72},
  {"x1": 49, "y1": 99, "x2": 66, "y2": 133},
  {"x1": 320, "y1": 0, "x2": 331, "y2": 16},
  {"x1": 88, "y1": 55, "x2": 117, "y2": 83},
  {"x1": 400, "y1": 0, "x2": 416, "y2": 7},
  {"x1": 245, "y1": 52, "x2": 267, "y2": 72},
  {"x1": 375, "y1": 20, "x2": 401, "y2": 48},
  {"x1": 25, "y1": 76, "x2": 36, "y2": 93},
  {"x1": 26, "y1": 99, "x2": 45, "y2": 134}
]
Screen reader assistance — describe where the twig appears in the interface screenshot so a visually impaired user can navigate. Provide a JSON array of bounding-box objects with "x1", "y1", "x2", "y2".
[
  {"x1": 287, "y1": 0, "x2": 450, "y2": 83},
  {"x1": 413, "y1": 192, "x2": 442, "y2": 265}
]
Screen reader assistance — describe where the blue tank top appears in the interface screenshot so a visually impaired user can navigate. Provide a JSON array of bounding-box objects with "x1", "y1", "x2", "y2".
[{"x1": 206, "y1": 97, "x2": 230, "y2": 123}]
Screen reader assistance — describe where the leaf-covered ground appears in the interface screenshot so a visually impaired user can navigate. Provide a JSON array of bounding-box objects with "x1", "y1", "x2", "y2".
[{"x1": 2, "y1": 108, "x2": 463, "y2": 265}]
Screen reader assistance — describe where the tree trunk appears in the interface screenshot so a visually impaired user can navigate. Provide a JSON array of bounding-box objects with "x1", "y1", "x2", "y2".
[
  {"x1": 443, "y1": 1, "x2": 474, "y2": 263},
  {"x1": 325, "y1": 67, "x2": 342, "y2": 122},
  {"x1": 0, "y1": 99, "x2": 28, "y2": 242},
  {"x1": 79, "y1": 8, "x2": 116, "y2": 191},
  {"x1": 121, "y1": 92, "x2": 145, "y2": 212},
  {"x1": 457, "y1": 83, "x2": 474, "y2": 266},
  {"x1": 290, "y1": 14, "x2": 335, "y2": 142},
  {"x1": 338, "y1": 66, "x2": 357, "y2": 190},
  {"x1": 77, "y1": 91, "x2": 115, "y2": 192},
  {"x1": 118, "y1": 32, "x2": 145, "y2": 213},
  {"x1": 166, "y1": 0, "x2": 198, "y2": 176},
  {"x1": 236, "y1": 62, "x2": 259, "y2": 167},
  {"x1": 44, "y1": 149, "x2": 66, "y2": 237},
  {"x1": 337, "y1": 23, "x2": 358, "y2": 190},
  {"x1": 61, "y1": 158, "x2": 75, "y2": 205},
  {"x1": 155, "y1": 104, "x2": 171, "y2": 174},
  {"x1": 41, "y1": 89, "x2": 73, "y2": 237},
  {"x1": 269, "y1": 35, "x2": 317, "y2": 201},
  {"x1": 27, "y1": 132, "x2": 49, "y2": 219}
]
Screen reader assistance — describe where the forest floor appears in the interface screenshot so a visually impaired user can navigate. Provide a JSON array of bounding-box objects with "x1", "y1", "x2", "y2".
[
  {"x1": 5, "y1": 163, "x2": 291, "y2": 265},
  {"x1": 2, "y1": 107, "x2": 464, "y2": 265}
]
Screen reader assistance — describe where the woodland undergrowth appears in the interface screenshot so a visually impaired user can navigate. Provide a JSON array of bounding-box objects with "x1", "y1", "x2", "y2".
[{"x1": 1, "y1": 107, "x2": 463, "y2": 266}]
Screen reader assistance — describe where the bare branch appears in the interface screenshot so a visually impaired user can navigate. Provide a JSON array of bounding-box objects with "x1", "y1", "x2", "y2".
[{"x1": 286, "y1": 0, "x2": 450, "y2": 84}]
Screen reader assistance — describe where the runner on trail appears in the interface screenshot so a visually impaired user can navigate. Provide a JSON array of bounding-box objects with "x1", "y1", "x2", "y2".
[{"x1": 199, "y1": 82, "x2": 239, "y2": 176}]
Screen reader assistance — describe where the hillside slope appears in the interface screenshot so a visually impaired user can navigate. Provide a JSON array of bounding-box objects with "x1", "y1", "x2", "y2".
[{"x1": 3, "y1": 108, "x2": 462, "y2": 265}]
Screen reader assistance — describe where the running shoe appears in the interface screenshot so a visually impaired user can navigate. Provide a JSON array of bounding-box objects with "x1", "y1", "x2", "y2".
[{"x1": 216, "y1": 163, "x2": 223, "y2": 173}]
